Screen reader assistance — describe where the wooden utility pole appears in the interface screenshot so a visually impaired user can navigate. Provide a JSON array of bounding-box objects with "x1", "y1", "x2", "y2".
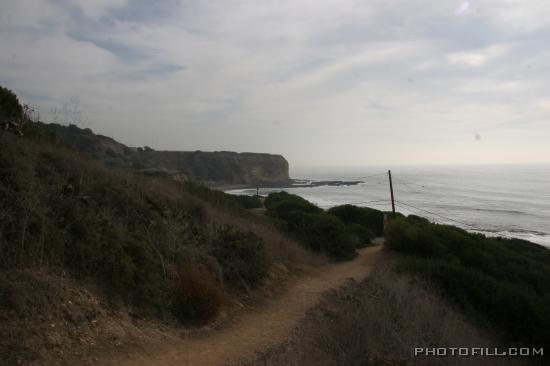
[{"x1": 388, "y1": 170, "x2": 395, "y2": 215}]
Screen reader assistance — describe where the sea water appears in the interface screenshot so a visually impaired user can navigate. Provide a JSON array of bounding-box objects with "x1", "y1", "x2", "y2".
[{"x1": 227, "y1": 164, "x2": 550, "y2": 247}]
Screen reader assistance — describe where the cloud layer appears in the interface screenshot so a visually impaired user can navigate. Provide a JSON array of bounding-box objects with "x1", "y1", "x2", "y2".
[{"x1": 1, "y1": 0, "x2": 549, "y2": 168}]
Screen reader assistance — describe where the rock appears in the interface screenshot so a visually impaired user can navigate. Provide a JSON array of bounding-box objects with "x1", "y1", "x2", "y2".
[
  {"x1": 105, "y1": 323, "x2": 126, "y2": 340},
  {"x1": 45, "y1": 333, "x2": 61, "y2": 348}
]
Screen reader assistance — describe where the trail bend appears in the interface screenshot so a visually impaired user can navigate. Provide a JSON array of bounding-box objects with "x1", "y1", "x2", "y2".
[{"x1": 115, "y1": 242, "x2": 384, "y2": 366}]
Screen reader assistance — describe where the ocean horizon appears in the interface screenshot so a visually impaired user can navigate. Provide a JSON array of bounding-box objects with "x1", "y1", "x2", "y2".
[{"x1": 228, "y1": 163, "x2": 550, "y2": 247}]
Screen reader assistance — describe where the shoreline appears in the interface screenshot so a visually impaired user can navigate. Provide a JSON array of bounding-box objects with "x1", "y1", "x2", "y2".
[{"x1": 212, "y1": 178, "x2": 364, "y2": 191}]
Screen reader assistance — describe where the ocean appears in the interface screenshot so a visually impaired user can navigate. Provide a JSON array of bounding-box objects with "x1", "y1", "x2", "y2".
[{"x1": 227, "y1": 164, "x2": 550, "y2": 247}]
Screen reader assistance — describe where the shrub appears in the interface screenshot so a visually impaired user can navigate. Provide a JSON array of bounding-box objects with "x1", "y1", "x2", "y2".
[
  {"x1": 171, "y1": 265, "x2": 225, "y2": 324},
  {"x1": 210, "y1": 226, "x2": 270, "y2": 289},
  {"x1": 265, "y1": 191, "x2": 322, "y2": 220},
  {"x1": 345, "y1": 223, "x2": 372, "y2": 248},
  {"x1": 264, "y1": 192, "x2": 357, "y2": 260},
  {"x1": 385, "y1": 215, "x2": 550, "y2": 349},
  {"x1": 183, "y1": 181, "x2": 261, "y2": 213},
  {"x1": 233, "y1": 195, "x2": 262, "y2": 209},
  {"x1": 292, "y1": 212, "x2": 355, "y2": 260},
  {"x1": 0, "y1": 86, "x2": 23, "y2": 122},
  {"x1": 328, "y1": 204, "x2": 384, "y2": 236}
]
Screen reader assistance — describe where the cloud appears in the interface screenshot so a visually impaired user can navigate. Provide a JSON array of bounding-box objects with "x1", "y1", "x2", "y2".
[
  {"x1": 67, "y1": 0, "x2": 128, "y2": 17},
  {"x1": 0, "y1": 0, "x2": 549, "y2": 166},
  {"x1": 448, "y1": 44, "x2": 508, "y2": 67},
  {"x1": 455, "y1": 1, "x2": 471, "y2": 16}
]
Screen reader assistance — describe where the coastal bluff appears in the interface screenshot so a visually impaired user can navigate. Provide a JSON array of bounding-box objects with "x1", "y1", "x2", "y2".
[{"x1": 28, "y1": 122, "x2": 290, "y2": 185}]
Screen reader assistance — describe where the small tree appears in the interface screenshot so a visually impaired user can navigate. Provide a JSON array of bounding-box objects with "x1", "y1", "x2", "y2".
[{"x1": 0, "y1": 86, "x2": 23, "y2": 122}]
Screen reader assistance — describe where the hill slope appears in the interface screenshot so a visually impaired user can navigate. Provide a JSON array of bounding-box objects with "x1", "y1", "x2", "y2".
[
  {"x1": 0, "y1": 129, "x2": 315, "y2": 365},
  {"x1": 25, "y1": 122, "x2": 290, "y2": 185}
]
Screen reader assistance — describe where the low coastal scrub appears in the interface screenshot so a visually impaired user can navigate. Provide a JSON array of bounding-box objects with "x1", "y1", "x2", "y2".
[
  {"x1": 0, "y1": 86, "x2": 23, "y2": 121},
  {"x1": 0, "y1": 130, "x2": 302, "y2": 324},
  {"x1": 210, "y1": 225, "x2": 270, "y2": 290},
  {"x1": 385, "y1": 215, "x2": 550, "y2": 350},
  {"x1": 183, "y1": 181, "x2": 262, "y2": 212},
  {"x1": 328, "y1": 204, "x2": 384, "y2": 236},
  {"x1": 264, "y1": 192, "x2": 384, "y2": 260}
]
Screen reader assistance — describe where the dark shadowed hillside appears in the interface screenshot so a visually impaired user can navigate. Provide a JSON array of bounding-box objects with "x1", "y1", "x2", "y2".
[{"x1": 24, "y1": 122, "x2": 290, "y2": 185}]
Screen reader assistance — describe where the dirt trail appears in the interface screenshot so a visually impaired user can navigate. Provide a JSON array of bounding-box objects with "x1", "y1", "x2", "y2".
[{"x1": 114, "y1": 243, "x2": 384, "y2": 366}]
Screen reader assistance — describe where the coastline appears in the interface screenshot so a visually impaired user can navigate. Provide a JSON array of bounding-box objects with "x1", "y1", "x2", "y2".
[{"x1": 211, "y1": 178, "x2": 364, "y2": 191}]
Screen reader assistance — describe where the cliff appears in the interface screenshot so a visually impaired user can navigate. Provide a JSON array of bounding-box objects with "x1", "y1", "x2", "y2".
[
  {"x1": 26, "y1": 122, "x2": 290, "y2": 185},
  {"x1": 133, "y1": 150, "x2": 289, "y2": 184}
]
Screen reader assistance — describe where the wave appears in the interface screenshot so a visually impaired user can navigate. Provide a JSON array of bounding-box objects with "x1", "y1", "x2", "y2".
[
  {"x1": 435, "y1": 204, "x2": 531, "y2": 216},
  {"x1": 471, "y1": 208, "x2": 526, "y2": 215},
  {"x1": 469, "y1": 229, "x2": 550, "y2": 248}
]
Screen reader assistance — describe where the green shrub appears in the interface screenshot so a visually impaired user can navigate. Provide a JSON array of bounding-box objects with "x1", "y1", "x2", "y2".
[
  {"x1": 386, "y1": 215, "x2": 550, "y2": 349},
  {"x1": 183, "y1": 181, "x2": 261, "y2": 213},
  {"x1": 345, "y1": 223, "x2": 373, "y2": 248},
  {"x1": 210, "y1": 226, "x2": 270, "y2": 289},
  {"x1": 265, "y1": 191, "x2": 322, "y2": 220},
  {"x1": 264, "y1": 192, "x2": 357, "y2": 260},
  {"x1": 0, "y1": 86, "x2": 23, "y2": 122},
  {"x1": 294, "y1": 212, "x2": 355, "y2": 259},
  {"x1": 171, "y1": 265, "x2": 225, "y2": 324},
  {"x1": 0, "y1": 137, "x2": 219, "y2": 320},
  {"x1": 233, "y1": 194, "x2": 262, "y2": 209},
  {"x1": 328, "y1": 204, "x2": 384, "y2": 236}
]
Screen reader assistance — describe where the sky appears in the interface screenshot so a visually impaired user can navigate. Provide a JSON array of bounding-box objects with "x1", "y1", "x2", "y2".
[{"x1": 1, "y1": 0, "x2": 549, "y2": 168}]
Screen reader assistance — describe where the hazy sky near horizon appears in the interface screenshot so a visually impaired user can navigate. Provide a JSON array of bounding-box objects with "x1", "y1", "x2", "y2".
[{"x1": 1, "y1": 1, "x2": 550, "y2": 168}]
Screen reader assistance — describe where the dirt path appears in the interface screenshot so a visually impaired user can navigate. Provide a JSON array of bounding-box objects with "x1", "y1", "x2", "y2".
[{"x1": 114, "y1": 243, "x2": 384, "y2": 366}]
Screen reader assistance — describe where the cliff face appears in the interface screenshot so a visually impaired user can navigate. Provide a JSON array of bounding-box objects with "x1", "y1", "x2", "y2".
[
  {"x1": 134, "y1": 150, "x2": 289, "y2": 184},
  {"x1": 30, "y1": 122, "x2": 290, "y2": 185}
]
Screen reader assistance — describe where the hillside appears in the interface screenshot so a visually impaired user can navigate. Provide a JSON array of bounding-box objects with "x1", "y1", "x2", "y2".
[
  {"x1": 24, "y1": 121, "x2": 290, "y2": 185},
  {"x1": 0, "y1": 126, "x2": 318, "y2": 365}
]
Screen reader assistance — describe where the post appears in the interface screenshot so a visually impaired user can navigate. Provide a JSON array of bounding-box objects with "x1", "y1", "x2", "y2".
[
  {"x1": 256, "y1": 183, "x2": 259, "y2": 198},
  {"x1": 388, "y1": 170, "x2": 395, "y2": 215}
]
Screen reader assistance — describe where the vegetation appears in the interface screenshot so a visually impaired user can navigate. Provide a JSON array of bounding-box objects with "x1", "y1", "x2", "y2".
[
  {"x1": 328, "y1": 204, "x2": 384, "y2": 235},
  {"x1": 0, "y1": 129, "x2": 300, "y2": 323},
  {"x1": 0, "y1": 86, "x2": 23, "y2": 122},
  {"x1": 241, "y1": 262, "x2": 523, "y2": 366},
  {"x1": 171, "y1": 264, "x2": 225, "y2": 324},
  {"x1": 328, "y1": 204, "x2": 385, "y2": 240},
  {"x1": 210, "y1": 225, "x2": 270, "y2": 290},
  {"x1": 385, "y1": 215, "x2": 550, "y2": 349},
  {"x1": 264, "y1": 192, "x2": 381, "y2": 260},
  {"x1": 184, "y1": 181, "x2": 263, "y2": 212}
]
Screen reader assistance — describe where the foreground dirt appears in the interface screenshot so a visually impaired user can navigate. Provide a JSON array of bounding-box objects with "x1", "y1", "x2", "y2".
[{"x1": 110, "y1": 243, "x2": 384, "y2": 366}]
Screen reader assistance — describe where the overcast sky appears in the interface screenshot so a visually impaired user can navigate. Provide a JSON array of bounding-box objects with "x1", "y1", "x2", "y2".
[{"x1": 1, "y1": 0, "x2": 549, "y2": 168}]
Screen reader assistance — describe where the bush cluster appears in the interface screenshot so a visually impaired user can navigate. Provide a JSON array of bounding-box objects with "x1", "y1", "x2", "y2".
[
  {"x1": 264, "y1": 192, "x2": 370, "y2": 260},
  {"x1": 183, "y1": 181, "x2": 262, "y2": 212},
  {"x1": 328, "y1": 204, "x2": 384, "y2": 236},
  {"x1": 171, "y1": 265, "x2": 225, "y2": 324},
  {"x1": 385, "y1": 215, "x2": 550, "y2": 349},
  {"x1": 210, "y1": 225, "x2": 269, "y2": 290},
  {"x1": 0, "y1": 86, "x2": 23, "y2": 122}
]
